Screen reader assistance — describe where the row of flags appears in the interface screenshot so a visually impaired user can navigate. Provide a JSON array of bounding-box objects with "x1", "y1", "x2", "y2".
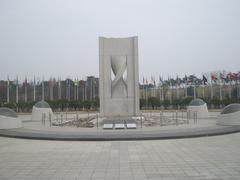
[
  {"x1": 3, "y1": 77, "x2": 94, "y2": 88},
  {"x1": 142, "y1": 71, "x2": 240, "y2": 86},
  {"x1": 1, "y1": 76, "x2": 98, "y2": 103}
]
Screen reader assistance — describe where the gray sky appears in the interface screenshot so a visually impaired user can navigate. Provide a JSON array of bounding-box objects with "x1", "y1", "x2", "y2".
[{"x1": 0, "y1": 0, "x2": 240, "y2": 82}]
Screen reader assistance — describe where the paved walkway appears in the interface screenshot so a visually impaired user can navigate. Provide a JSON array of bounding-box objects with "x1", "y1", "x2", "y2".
[{"x1": 0, "y1": 133, "x2": 240, "y2": 180}]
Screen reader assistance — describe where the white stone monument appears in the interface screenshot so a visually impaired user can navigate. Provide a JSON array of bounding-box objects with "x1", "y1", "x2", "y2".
[{"x1": 99, "y1": 36, "x2": 139, "y2": 117}]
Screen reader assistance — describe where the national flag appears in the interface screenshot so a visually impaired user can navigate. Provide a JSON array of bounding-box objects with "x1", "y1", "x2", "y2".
[
  {"x1": 79, "y1": 80, "x2": 85, "y2": 87},
  {"x1": 183, "y1": 75, "x2": 188, "y2": 84},
  {"x1": 211, "y1": 73, "x2": 218, "y2": 82},
  {"x1": 220, "y1": 73, "x2": 228, "y2": 83},
  {"x1": 227, "y1": 72, "x2": 238, "y2": 81},
  {"x1": 159, "y1": 75, "x2": 163, "y2": 85},
  {"x1": 202, "y1": 75, "x2": 208, "y2": 85},
  {"x1": 74, "y1": 79, "x2": 79, "y2": 86},
  {"x1": 66, "y1": 79, "x2": 71, "y2": 86}
]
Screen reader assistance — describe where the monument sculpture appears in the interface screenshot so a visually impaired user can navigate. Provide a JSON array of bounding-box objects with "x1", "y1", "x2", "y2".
[{"x1": 99, "y1": 36, "x2": 139, "y2": 117}]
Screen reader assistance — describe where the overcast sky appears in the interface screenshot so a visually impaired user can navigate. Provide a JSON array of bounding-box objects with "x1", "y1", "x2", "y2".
[{"x1": 0, "y1": 0, "x2": 240, "y2": 82}]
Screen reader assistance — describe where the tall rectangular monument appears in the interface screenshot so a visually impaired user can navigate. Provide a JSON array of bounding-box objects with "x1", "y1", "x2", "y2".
[{"x1": 99, "y1": 37, "x2": 139, "y2": 117}]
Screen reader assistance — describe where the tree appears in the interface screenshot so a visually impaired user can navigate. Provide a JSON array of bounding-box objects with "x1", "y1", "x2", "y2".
[
  {"x1": 163, "y1": 99, "x2": 170, "y2": 109},
  {"x1": 148, "y1": 97, "x2": 160, "y2": 109}
]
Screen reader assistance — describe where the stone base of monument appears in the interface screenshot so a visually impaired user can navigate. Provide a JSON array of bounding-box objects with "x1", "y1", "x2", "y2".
[{"x1": 1, "y1": 112, "x2": 240, "y2": 140}]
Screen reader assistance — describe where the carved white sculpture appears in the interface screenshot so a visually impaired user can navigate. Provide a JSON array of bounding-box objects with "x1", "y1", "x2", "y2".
[
  {"x1": 111, "y1": 56, "x2": 127, "y2": 98},
  {"x1": 99, "y1": 37, "x2": 139, "y2": 117}
]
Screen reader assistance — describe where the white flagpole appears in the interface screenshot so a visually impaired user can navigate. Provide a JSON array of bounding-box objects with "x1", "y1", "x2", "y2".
[
  {"x1": 77, "y1": 79, "x2": 79, "y2": 100},
  {"x1": 84, "y1": 81, "x2": 87, "y2": 101},
  {"x1": 65, "y1": 80, "x2": 68, "y2": 100},
  {"x1": 42, "y1": 77, "x2": 44, "y2": 100},
  {"x1": 210, "y1": 83, "x2": 213, "y2": 100},
  {"x1": 161, "y1": 85, "x2": 164, "y2": 102},
  {"x1": 185, "y1": 84, "x2": 187, "y2": 97},
  {"x1": 74, "y1": 79, "x2": 76, "y2": 100},
  {"x1": 202, "y1": 85, "x2": 205, "y2": 98},
  {"x1": 58, "y1": 78, "x2": 61, "y2": 100},
  {"x1": 169, "y1": 79, "x2": 172, "y2": 104},
  {"x1": 16, "y1": 76, "x2": 18, "y2": 104},
  {"x1": 33, "y1": 76, "x2": 36, "y2": 101},
  {"x1": 90, "y1": 79, "x2": 92, "y2": 101},
  {"x1": 202, "y1": 75, "x2": 205, "y2": 98},
  {"x1": 193, "y1": 85, "x2": 196, "y2": 99},
  {"x1": 93, "y1": 79, "x2": 95, "y2": 100},
  {"x1": 7, "y1": 76, "x2": 9, "y2": 103},
  {"x1": 24, "y1": 77, "x2": 27, "y2": 103},
  {"x1": 68, "y1": 80, "x2": 71, "y2": 101},
  {"x1": 228, "y1": 81, "x2": 232, "y2": 99},
  {"x1": 50, "y1": 78, "x2": 53, "y2": 101},
  {"x1": 219, "y1": 80, "x2": 223, "y2": 101}
]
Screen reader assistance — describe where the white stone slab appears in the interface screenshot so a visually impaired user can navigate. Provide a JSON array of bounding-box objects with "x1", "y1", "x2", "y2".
[
  {"x1": 103, "y1": 124, "x2": 114, "y2": 129},
  {"x1": 115, "y1": 123, "x2": 125, "y2": 129},
  {"x1": 126, "y1": 123, "x2": 136, "y2": 129}
]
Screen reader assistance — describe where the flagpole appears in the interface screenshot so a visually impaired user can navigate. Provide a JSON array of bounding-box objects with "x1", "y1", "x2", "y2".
[
  {"x1": 219, "y1": 82, "x2": 222, "y2": 101},
  {"x1": 50, "y1": 78, "x2": 53, "y2": 101},
  {"x1": 202, "y1": 85, "x2": 205, "y2": 98},
  {"x1": 90, "y1": 78, "x2": 92, "y2": 101},
  {"x1": 77, "y1": 79, "x2": 79, "y2": 100},
  {"x1": 42, "y1": 77, "x2": 44, "y2": 100},
  {"x1": 33, "y1": 76, "x2": 36, "y2": 102},
  {"x1": 68, "y1": 80, "x2": 71, "y2": 101},
  {"x1": 185, "y1": 84, "x2": 187, "y2": 97},
  {"x1": 58, "y1": 78, "x2": 61, "y2": 100},
  {"x1": 193, "y1": 85, "x2": 196, "y2": 99},
  {"x1": 16, "y1": 76, "x2": 19, "y2": 112},
  {"x1": 24, "y1": 77, "x2": 27, "y2": 103},
  {"x1": 65, "y1": 79, "x2": 68, "y2": 100},
  {"x1": 7, "y1": 76, "x2": 9, "y2": 103},
  {"x1": 85, "y1": 81, "x2": 87, "y2": 101},
  {"x1": 161, "y1": 85, "x2": 164, "y2": 102},
  {"x1": 16, "y1": 76, "x2": 18, "y2": 104},
  {"x1": 210, "y1": 82, "x2": 213, "y2": 100},
  {"x1": 169, "y1": 78, "x2": 172, "y2": 105},
  {"x1": 228, "y1": 81, "x2": 232, "y2": 99},
  {"x1": 93, "y1": 79, "x2": 95, "y2": 101},
  {"x1": 74, "y1": 79, "x2": 76, "y2": 100}
]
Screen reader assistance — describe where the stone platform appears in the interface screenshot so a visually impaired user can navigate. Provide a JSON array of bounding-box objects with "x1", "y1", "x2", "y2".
[{"x1": 1, "y1": 112, "x2": 240, "y2": 141}]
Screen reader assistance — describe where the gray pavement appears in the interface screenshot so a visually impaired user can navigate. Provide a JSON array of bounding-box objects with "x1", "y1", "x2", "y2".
[{"x1": 0, "y1": 133, "x2": 240, "y2": 180}]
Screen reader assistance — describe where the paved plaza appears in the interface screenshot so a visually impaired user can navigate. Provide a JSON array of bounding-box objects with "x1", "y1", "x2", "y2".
[{"x1": 0, "y1": 132, "x2": 240, "y2": 180}]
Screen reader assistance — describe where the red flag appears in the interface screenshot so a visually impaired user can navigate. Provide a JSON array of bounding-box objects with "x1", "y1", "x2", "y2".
[
  {"x1": 211, "y1": 73, "x2": 218, "y2": 81},
  {"x1": 227, "y1": 72, "x2": 238, "y2": 81}
]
